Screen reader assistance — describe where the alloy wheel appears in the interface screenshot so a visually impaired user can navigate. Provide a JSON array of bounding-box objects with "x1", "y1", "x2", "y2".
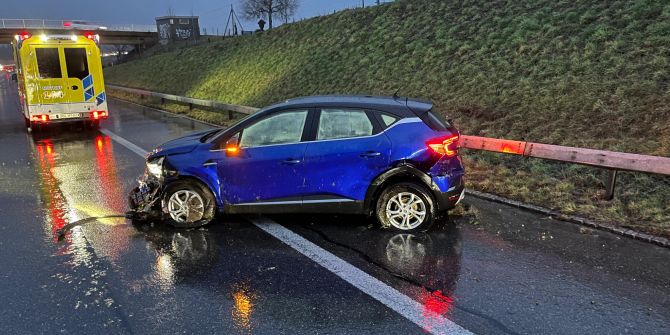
[
  {"x1": 385, "y1": 192, "x2": 427, "y2": 230},
  {"x1": 167, "y1": 190, "x2": 205, "y2": 224}
]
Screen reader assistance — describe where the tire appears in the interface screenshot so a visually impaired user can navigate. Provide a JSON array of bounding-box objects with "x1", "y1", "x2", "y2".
[
  {"x1": 87, "y1": 120, "x2": 100, "y2": 129},
  {"x1": 30, "y1": 122, "x2": 43, "y2": 133},
  {"x1": 24, "y1": 117, "x2": 30, "y2": 129},
  {"x1": 376, "y1": 182, "x2": 436, "y2": 232},
  {"x1": 162, "y1": 180, "x2": 216, "y2": 228}
]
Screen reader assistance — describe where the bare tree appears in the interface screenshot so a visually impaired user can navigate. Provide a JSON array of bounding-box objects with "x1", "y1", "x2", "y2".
[
  {"x1": 113, "y1": 45, "x2": 129, "y2": 63},
  {"x1": 278, "y1": 0, "x2": 298, "y2": 24},
  {"x1": 241, "y1": 0, "x2": 299, "y2": 30}
]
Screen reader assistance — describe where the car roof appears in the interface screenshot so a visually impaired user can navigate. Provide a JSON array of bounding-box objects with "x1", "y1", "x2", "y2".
[
  {"x1": 262, "y1": 95, "x2": 433, "y2": 117},
  {"x1": 210, "y1": 95, "x2": 434, "y2": 143}
]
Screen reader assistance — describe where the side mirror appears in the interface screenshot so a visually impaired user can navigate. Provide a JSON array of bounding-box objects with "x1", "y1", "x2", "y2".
[{"x1": 223, "y1": 133, "x2": 240, "y2": 157}]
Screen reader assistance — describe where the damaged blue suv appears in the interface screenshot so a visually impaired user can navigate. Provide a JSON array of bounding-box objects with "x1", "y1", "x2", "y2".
[{"x1": 129, "y1": 96, "x2": 465, "y2": 232}]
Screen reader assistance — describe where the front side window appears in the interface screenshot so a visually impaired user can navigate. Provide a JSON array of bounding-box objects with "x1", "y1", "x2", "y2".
[
  {"x1": 239, "y1": 110, "x2": 308, "y2": 147},
  {"x1": 317, "y1": 109, "x2": 373, "y2": 140},
  {"x1": 35, "y1": 48, "x2": 62, "y2": 78},
  {"x1": 64, "y1": 48, "x2": 89, "y2": 80}
]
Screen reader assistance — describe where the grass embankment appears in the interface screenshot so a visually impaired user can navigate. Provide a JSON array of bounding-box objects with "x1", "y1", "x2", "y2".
[{"x1": 105, "y1": 0, "x2": 670, "y2": 237}]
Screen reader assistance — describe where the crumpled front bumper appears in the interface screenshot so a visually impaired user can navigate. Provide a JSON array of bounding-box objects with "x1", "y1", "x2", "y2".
[{"x1": 128, "y1": 173, "x2": 163, "y2": 217}]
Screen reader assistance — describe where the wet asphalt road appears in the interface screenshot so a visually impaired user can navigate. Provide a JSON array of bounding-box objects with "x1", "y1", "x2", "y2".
[{"x1": 1, "y1": 77, "x2": 669, "y2": 334}]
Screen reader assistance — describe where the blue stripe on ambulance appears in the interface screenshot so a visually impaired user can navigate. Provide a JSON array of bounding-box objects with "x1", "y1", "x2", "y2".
[
  {"x1": 82, "y1": 75, "x2": 95, "y2": 102},
  {"x1": 96, "y1": 92, "x2": 106, "y2": 106}
]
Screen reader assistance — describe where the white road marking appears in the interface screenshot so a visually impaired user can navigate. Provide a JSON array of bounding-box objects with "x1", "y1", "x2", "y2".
[
  {"x1": 99, "y1": 128, "x2": 149, "y2": 156},
  {"x1": 250, "y1": 216, "x2": 473, "y2": 335},
  {"x1": 102, "y1": 126, "x2": 473, "y2": 335}
]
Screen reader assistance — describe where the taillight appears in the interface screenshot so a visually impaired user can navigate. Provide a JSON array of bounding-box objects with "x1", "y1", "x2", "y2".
[
  {"x1": 426, "y1": 134, "x2": 459, "y2": 157},
  {"x1": 31, "y1": 114, "x2": 49, "y2": 122},
  {"x1": 84, "y1": 33, "x2": 99, "y2": 43},
  {"x1": 90, "y1": 111, "x2": 108, "y2": 119}
]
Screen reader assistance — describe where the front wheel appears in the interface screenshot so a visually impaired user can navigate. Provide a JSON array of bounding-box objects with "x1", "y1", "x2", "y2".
[
  {"x1": 376, "y1": 182, "x2": 436, "y2": 232},
  {"x1": 162, "y1": 180, "x2": 216, "y2": 228}
]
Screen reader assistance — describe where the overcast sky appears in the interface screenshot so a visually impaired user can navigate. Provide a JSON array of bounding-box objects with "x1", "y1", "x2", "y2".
[
  {"x1": 1, "y1": 0, "x2": 380, "y2": 32},
  {"x1": 0, "y1": 1, "x2": 391, "y2": 63}
]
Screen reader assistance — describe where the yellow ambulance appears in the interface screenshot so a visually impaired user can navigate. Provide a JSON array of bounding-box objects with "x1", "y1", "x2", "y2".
[{"x1": 12, "y1": 31, "x2": 108, "y2": 130}]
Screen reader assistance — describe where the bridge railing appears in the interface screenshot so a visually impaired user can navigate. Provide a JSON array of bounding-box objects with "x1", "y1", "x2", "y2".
[
  {"x1": 0, "y1": 18, "x2": 156, "y2": 32},
  {"x1": 107, "y1": 84, "x2": 670, "y2": 199}
]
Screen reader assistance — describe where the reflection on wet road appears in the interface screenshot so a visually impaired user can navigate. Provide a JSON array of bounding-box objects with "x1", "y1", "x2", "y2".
[{"x1": 1, "y1": 77, "x2": 670, "y2": 334}]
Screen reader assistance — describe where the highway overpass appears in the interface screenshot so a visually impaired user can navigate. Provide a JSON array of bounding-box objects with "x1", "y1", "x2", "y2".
[{"x1": 0, "y1": 18, "x2": 158, "y2": 45}]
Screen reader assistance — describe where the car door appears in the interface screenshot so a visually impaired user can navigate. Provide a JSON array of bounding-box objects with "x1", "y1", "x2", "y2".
[
  {"x1": 302, "y1": 108, "x2": 392, "y2": 205},
  {"x1": 216, "y1": 109, "x2": 311, "y2": 207}
]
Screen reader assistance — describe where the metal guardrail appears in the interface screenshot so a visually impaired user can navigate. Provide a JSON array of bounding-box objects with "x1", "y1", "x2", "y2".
[
  {"x1": 107, "y1": 85, "x2": 259, "y2": 116},
  {"x1": 0, "y1": 18, "x2": 156, "y2": 32},
  {"x1": 459, "y1": 136, "x2": 670, "y2": 199},
  {"x1": 107, "y1": 84, "x2": 670, "y2": 199},
  {"x1": 459, "y1": 136, "x2": 670, "y2": 175}
]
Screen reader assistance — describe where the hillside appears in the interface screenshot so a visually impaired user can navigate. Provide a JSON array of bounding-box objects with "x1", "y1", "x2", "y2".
[{"x1": 105, "y1": 0, "x2": 670, "y2": 236}]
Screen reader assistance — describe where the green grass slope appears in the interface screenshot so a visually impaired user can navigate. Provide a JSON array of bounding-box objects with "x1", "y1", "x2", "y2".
[{"x1": 106, "y1": 0, "x2": 670, "y2": 236}]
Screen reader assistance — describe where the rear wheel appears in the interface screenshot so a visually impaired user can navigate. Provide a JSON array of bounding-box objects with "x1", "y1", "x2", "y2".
[
  {"x1": 376, "y1": 182, "x2": 436, "y2": 232},
  {"x1": 30, "y1": 122, "x2": 44, "y2": 132},
  {"x1": 87, "y1": 120, "x2": 100, "y2": 129},
  {"x1": 162, "y1": 180, "x2": 216, "y2": 228}
]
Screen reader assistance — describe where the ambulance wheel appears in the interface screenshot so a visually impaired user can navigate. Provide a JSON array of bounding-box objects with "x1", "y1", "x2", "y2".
[{"x1": 30, "y1": 122, "x2": 43, "y2": 132}]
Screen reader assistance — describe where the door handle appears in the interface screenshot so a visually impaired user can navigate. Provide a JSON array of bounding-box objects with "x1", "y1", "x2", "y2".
[
  {"x1": 281, "y1": 158, "x2": 302, "y2": 165},
  {"x1": 71, "y1": 85, "x2": 79, "y2": 90},
  {"x1": 360, "y1": 151, "x2": 381, "y2": 158}
]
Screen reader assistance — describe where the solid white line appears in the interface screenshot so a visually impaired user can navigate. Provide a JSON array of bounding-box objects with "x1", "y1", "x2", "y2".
[
  {"x1": 101, "y1": 126, "x2": 473, "y2": 334},
  {"x1": 249, "y1": 216, "x2": 473, "y2": 335},
  {"x1": 99, "y1": 128, "x2": 149, "y2": 156}
]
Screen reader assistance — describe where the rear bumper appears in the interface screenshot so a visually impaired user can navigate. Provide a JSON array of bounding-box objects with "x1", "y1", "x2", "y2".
[
  {"x1": 31, "y1": 117, "x2": 98, "y2": 124},
  {"x1": 27, "y1": 102, "x2": 108, "y2": 123},
  {"x1": 432, "y1": 175, "x2": 465, "y2": 212}
]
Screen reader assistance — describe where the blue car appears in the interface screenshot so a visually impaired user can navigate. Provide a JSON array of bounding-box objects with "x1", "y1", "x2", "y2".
[{"x1": 129, "y1": 95, "x2": 465, "y2": 231}]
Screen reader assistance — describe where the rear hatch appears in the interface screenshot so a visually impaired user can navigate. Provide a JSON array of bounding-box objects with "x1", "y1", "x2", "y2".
[
  {"x1": 405, "y1": 99, "x2": 463, "y2": 176},
  {"x1": 26, "y1": 38, "x2": 102, "y2": 120}
]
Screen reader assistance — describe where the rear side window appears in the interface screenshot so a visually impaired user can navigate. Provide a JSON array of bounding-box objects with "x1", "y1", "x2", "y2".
[
  {"x1": 380, "y1": 114, "x2": 399, "y2": 127},
  {"x1": 317, "y1": 109, "x2": 373, "y2": 140},
  {"x1": 64, "y1": 48, "x2": 89, "y2": 80},
  {"x1": 422, "y1": 110, "x2": 450, "y2": 131},
  {"x1": 35, "y1": 48, "x2": 62, "y2": 78}
]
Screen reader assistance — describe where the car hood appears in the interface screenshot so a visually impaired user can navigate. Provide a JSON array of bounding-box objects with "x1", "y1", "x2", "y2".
[{"x1": 148, "y1": 129, "x2": 215, "y2": 158}]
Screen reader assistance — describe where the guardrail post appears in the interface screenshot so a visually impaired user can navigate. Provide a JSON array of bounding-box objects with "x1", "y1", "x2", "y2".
[
  {"x1": 160, "y1": 98, "x2": 165, "y2": 105},
  {"x1": 228, "y1": 110, "x2": 234, "y2": 120},
  {"x1": 188, "y1": 103, "x2": 193, "y2": 111},
  {"x1": 604, "y1": 169, "x2": 618, "y2": 201}
]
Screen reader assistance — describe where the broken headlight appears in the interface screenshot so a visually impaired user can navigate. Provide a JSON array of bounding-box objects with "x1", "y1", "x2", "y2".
[{"x1": 146, "y1": 156, "x2": 164, "y2": 179}]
